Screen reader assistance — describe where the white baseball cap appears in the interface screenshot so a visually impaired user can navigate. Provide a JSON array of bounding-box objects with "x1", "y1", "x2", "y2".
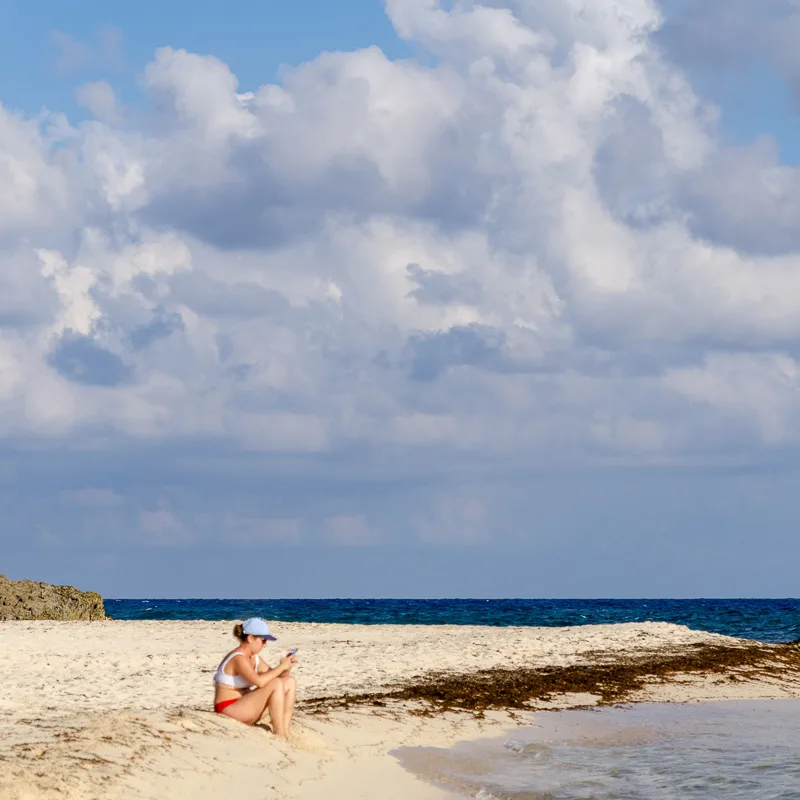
[{"x1": 242, "y1": 617, "x2": 277, "y2": 640}]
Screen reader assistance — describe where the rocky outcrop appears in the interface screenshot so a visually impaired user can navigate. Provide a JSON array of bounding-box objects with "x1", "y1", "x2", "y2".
[{"x1": 0, "y1": 574, "x2": 105, "y2": 620}]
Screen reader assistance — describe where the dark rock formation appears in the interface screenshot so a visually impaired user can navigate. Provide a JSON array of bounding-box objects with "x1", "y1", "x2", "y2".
[{"x1": 0, "y1": 574, "x2": 105, "y2": 620}]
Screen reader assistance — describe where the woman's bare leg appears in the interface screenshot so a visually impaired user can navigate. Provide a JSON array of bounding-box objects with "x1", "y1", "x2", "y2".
[
  {"x1": 220, "y1": 681, "x2": 282, "y2": 727},
  {"x1": 266, "y1": 682, "x2": 287, "y2": 737},
  {"x1": 281, "y1": 675, "x2": 297, "y2": 734}
]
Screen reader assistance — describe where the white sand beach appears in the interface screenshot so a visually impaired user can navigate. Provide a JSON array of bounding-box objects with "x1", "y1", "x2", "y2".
[{"x1": 3, "y1": 620, "x2": 800, "y2": 800}]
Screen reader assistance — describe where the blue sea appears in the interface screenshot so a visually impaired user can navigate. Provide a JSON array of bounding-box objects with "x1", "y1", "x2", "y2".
[{"x1": 106, "y1": 598, "x2": 800, "y2": 642}]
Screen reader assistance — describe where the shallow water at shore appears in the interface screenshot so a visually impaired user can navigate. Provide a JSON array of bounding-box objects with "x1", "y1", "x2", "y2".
[{"x1": 395, "y1": 700, "x2": 800, "y2": 799}]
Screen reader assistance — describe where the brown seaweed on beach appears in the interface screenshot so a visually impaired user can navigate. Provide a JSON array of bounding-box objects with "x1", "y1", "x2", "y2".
[{"x1": 304, "y1": 641, "x2": 800, "y2": 717}]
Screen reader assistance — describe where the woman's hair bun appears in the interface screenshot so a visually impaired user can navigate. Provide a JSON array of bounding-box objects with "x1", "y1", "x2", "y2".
[{"x1": 233, "y1": 623, "x2": 245, "y2": 640}]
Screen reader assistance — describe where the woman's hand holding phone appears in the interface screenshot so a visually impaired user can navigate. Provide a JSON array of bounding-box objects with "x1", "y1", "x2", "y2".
[{"x1": 279, "y1": 649, "x2": 298, "y2": 672}]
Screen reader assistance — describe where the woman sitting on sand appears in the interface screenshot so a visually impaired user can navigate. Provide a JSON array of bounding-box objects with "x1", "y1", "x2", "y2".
[{"x1": 213, "y1": 617, "x2": 297, "y2": 736}]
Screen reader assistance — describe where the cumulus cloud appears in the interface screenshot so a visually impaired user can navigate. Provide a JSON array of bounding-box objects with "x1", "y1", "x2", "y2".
[
  {"x1": 654, "y1": 1, "x2": 800, "y2": 252},
  {"x1": 76, "y1": 81, "x2": 121, "y2": 124},
  {"x1": 4, "y1": 0, "x2": 800, "y2": 555}
]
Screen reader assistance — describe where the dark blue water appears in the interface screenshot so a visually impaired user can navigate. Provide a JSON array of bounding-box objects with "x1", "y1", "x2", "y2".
[{"x1": 105, "y1": 598, "x2": 800, "y2": 642}]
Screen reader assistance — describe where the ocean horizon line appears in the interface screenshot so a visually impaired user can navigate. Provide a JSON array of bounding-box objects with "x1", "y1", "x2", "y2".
[
  {"x1": 103, "y1": 598, "x2": 800, "y2": 642},
  {"x1": 106, "y1": 595, "x2": 800, "y2": 601}
]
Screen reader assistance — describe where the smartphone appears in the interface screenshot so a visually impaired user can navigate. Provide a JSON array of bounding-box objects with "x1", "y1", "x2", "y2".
[{"x1": 288, "y1": 648, "x2": 298, "y2": 657}]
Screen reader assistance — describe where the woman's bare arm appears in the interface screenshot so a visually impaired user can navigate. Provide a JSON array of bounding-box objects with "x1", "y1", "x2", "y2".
[{"x1": 235, "y1": 654, "x2": 294, "y2": 688}]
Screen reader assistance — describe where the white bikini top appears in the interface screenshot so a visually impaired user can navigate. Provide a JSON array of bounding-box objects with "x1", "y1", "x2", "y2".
[{"x1": 214, "y1": 651, "x2": 261, "y2": 689}]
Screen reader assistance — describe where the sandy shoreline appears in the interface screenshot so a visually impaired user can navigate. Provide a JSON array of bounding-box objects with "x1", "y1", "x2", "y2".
[{"x1": 3, "y1": 620, "x2": 800, "y2": 799}]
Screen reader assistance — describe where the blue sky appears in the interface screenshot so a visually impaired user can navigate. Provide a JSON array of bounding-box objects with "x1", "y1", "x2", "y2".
[
  {"x1": 0, "y1": 0, "x2": 800, "y2": 163},
  {"x1": 0, "y1": 1, "x2": 411, "y2": 118},
  {"x1": 2, "y1": 1, "x2": 800, "y2": 598},
  {"x1": 2, "y1": 0, "x2": 800, "y2": 162}
]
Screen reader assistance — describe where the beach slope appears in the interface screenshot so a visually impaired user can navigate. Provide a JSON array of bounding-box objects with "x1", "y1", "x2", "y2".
[{"x1": 3, "y1": 620, "x2": 799, "y2": 799}]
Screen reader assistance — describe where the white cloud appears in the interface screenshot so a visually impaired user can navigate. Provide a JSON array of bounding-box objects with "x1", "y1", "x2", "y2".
[
  {"x1": 76, "y1": 81, "x2": 121, "y2": 124},
  {"x1": 145, "y1": 47, "x2": 260, "y2": 143},
  {"x1": 664, "y1": 353, "x2": 800, "y2": 447},
  {"x1": 0, "y1": 106, "x2": 71, "y2": 238},
  {"x1": 3, "y1": 0, "x2": 800, "y2": 486},
  {"x1": 37, "y1": 248, "x2": 102, "y2": 336}
]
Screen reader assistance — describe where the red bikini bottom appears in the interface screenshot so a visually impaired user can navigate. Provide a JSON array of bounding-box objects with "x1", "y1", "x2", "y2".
[{"x1": 214, "y1": 698, "x2": 238, "y2": 713}]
